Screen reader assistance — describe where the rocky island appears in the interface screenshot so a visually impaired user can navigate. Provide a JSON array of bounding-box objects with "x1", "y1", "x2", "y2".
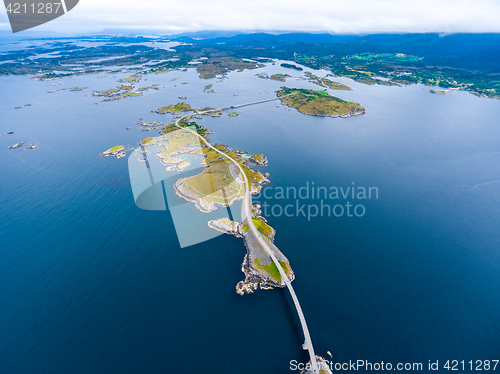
[
  {"x1": 153, "y1": 102, "x2": 194, "y2": 114},
  {"x1": 305, "y1": 72, "x2": 352, "y2": 90},
  {"x1": 100, "y1": 145, "x2": 126, "y2": 158},
  {"x1": 250, "y1": 153, "x2": 268, "y2": 166},
  {"x1": 7, "y1": 141, "x2": 26, "y2": 149},
  {"x1": 278, "y1": 87, "x2": 365, "y2": 117},
  {"x1": 256, "y1": 73, "x2": 291, "y2": 81},
  {"x1": 23, "y1": 143, "x2": 39, "y2": 150}
]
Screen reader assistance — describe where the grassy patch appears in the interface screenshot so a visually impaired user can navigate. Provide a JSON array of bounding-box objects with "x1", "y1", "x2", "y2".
[
  {"x1": 97, "y1": 88, "x2": 120, "y2": 95},
  {"x1": 157, "y1": 102, "x2": 194, "y2": 114},
  {"x1": 140, "y1": 137, "x2": 156, "y2": 146},
  {"x1": 254, "y1": 258, "x2": 281, "y2": 283},
  {"x1": 104, "y1": 145, "x2": 124, "y2": 153},
  {"x1": 120, "y1": 74, "x2": 142, "y2": 83},
  {"x1": 270, "y1": 73, "x2": 290, "y2": 81},
  {"x1": 252, "y1": 217, "x2": 273, "y2": 239},
  {"x1": 182, "y1": 160, "x2": 243, "y2": 203}
]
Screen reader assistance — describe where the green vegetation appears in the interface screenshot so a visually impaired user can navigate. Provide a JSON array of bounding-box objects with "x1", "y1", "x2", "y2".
[
  {"x1": 204, "y1": 84, "x2": 213, "y2": 91},
  {"x1": 103, "y1": 145, "x2": 124, "y2": 154},
  {"x1": 5, "y1": 35, "x2": 498, "y2": 100},
  {"x1": 228, "y1": 112, "x2": 239, "y2": 117},
  {"x1": 429, "y1": 89, "x2": 447, "y2": 94},
  {"x1": 280, "y1": 63, "x2": 303, "y2": 71},
  {"x1": 201, "y1": 144, "x2": 228, "y2": 164},
  {"x1": 305, "y1": 72, "x2": 351, "y2": 90},
  {"x1": 254, "y1": 258, "x2": 281, "y2": 283},
  {"x1": 178, "y1": 121, "x2": 209, "y2": 137},
  {"x1": 251, "y1": 154, "x2": 266, "y2": 164},
  {"x1": 152, "y1": 68, "x2": 176, "y2": 74},
  {"x1": 120, "y1": 92, "x2": 141, "y2": 97},
  {"x1": 156, "y1": 102, "x2": 194, "y2": 114},
  {"x1": 140, "y1": 137, "x2": 156, "y2": 146},
  {"x1": 182, "y1": 160, "x2": 244, "y2": 204},
  {"x1": 159, "y1": 128, "x2": 203, "y2": 158},
  {"x1": 239, "y1": 160, "x2": 266, "y2": 185},
  {"x1": 278, "y1": 87, "x2": 365, "y2": 117},
  {"x1": 251, "y1": 217, "x2": 273, "y2": 239},
  {"x1": 317, "y1": 79, "x2": 351, "y2": 90},
  {"x1": 345, "y1": 52, "x2": 423, "y2": 63},
  {"x1": 270, "y1": 73, "x2": 290, "y2": 81},
  {"x1": 253, "y1": 258, "x2": 290, "y2": 283},
  {"x1": 96, "y1": 88, "x2": 120, "y2": 95},
  {"x1": 210, "y1": 109, "x2": 223, "y2": 116},
  {"x1": 119, "y1": 73, "x2": 142, "y2": 83},
  {"x1": 195, "y1": 57, "x2": 263, "y2": 79},
  {"x1": 257, "y1": 73, "x2": 291, "y2": 81}
]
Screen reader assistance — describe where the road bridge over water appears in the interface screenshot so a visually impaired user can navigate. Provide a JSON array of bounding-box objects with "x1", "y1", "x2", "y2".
[{"x1": 175, "y1": 94, "x2": 319, "y2": 374}]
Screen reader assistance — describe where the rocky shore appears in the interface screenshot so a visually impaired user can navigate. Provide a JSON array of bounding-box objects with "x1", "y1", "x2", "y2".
[
  {"x1": 7, "y1": 141, "x2": 26, "y2": 150},
  {"x1": 100, "y1": 145, "x2": 126, "y2": 158},
  {"x1": 280, "y1": 98, "x2": 366, "y2": 118},
  {"x1": 207, "y1": 218, "x2": 243, "y2": 237},
  {"x1": 23, "y1": 143, "x2": 38, "y2": 150},
  {"x1": 174, "y1": 177, "x2": 244, "y2": 213},
  {"x1": 250, "y1": 153, "x2": 268, "y2": 166},
  {"x1": 235, "y1": 228, "x2": 295, "y2": 295},
  {"x1": 206, "y1": 216, "x2": 292, "y2": 296}
]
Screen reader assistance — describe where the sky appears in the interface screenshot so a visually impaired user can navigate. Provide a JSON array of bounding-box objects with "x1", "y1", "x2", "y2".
[{"x1": 1, "y1": 0, "x2": 500, "y2": 34}]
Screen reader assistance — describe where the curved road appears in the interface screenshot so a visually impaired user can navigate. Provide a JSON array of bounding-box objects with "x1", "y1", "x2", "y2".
[{"x1": 173, "y1": 95, "x2": 319, "y2": 374}]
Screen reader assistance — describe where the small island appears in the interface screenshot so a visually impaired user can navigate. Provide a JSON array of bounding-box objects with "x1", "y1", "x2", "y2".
[
  {"x1": 423, "y1": 88, "x2": 447, "y2": 94},
  {"x1": 280, "y1": 63, "x2": 303, "y2": 71},
  {"x1": 153, "y1": 102, "x2": 194, "y2": 114},
  {"x1": 228, "y1": 111, "x2": 239, "y2": 117},
  {"x1": 305, "y1": 72, "x2": 352, "y2": 90},
  {"x1": 277, "y1": 87, "x2": 365, "y2": 117},
  {"x1": 256, "y1": 73, "x2": 291, "y2": 82},
  {"x1": 92, "y1": 84, "x2": 158, "y2": 101},
  {"x1": 23, "y1": 143, "x2": 39, "y2": 150},
  {"x1": 8, "y1": 141, "x2": 26, "y2": 149},
  {"x1": 100, "y1": 145, "x2": 126, "y2": 158},
  {"x1": 250, "y1": 153, "x2": 268, "y2": 166}
]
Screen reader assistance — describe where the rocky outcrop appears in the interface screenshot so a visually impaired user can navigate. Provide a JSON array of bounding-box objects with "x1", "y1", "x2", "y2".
[
  {"x1": 250, "y1": 153, "x2": 268, "y2": 166},
  {"x1": 236, "y1": 229, "x2": 295, "y2": 295},
  {"x1": 207, "y1": 218, "x2": 243, "y2": 237}
]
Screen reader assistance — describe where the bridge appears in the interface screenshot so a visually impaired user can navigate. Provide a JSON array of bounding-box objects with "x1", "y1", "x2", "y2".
[{"x1": 174, "y1": 94, "x2": 320, "y2": 374}]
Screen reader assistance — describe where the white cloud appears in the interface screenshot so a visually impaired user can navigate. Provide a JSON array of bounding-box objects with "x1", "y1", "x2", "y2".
[{"x1": 1, "y1": 0, "x2": 500, "y2": 33}]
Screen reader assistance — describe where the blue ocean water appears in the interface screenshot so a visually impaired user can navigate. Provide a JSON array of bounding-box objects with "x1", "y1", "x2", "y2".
[{"x1": 1, "y1": 57, "x2": 499, "y2": 374}]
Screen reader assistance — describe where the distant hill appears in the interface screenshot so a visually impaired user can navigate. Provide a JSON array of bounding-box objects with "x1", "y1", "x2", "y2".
[{"x1": 171, "y1": 32, "x2": 500, "y2": 73}]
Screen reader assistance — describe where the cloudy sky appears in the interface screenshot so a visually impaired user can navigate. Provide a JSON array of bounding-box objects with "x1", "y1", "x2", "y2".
[{"x1": 2, "y1": 0, "x2": 500, "y2": 34}]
